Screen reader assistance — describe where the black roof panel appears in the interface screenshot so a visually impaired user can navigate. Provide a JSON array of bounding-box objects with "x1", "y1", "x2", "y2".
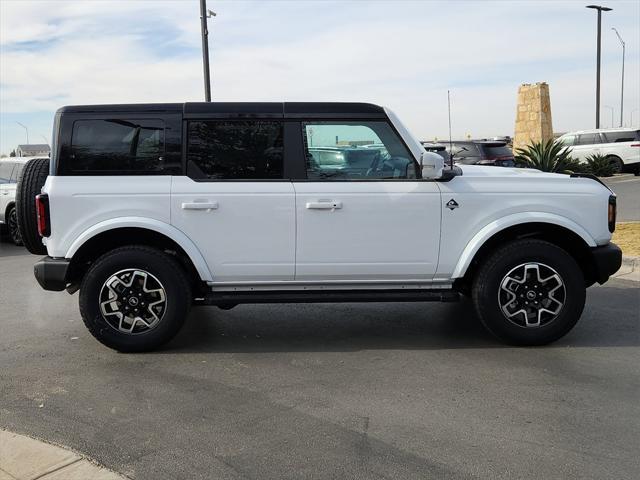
[
  {"x1": 57, "y1": 102, "x2": 386, "y2": 119},
  {"x1": 56, "y1": 103, "x2": 182, "y2": 114},
  {"x1": 184, "y1": 102, "x2": 283, "y2": 116}
]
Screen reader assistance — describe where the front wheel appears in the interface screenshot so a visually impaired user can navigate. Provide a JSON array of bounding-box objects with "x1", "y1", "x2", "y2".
[
  {"x1": 79, "y1": 246, "x2": 191, "y2": 352},
  {"x1": 472, "y1": 239, "x2": 586, "y2": 346}
]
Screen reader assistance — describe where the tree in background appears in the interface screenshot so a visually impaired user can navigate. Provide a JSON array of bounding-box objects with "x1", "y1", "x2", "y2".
[{"x1": 9, "y1": 150, "x2": 16, "y2": 157}]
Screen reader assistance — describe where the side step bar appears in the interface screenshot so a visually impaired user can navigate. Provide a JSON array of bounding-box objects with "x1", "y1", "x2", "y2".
[{"x1": 195, "y1": 289, "x2": 460, "y2": 307}]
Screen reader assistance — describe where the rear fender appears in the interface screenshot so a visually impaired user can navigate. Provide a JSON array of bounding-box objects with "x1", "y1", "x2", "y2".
[{"x1": 65, "y1": 216, "x2": 213, "y2": 281}]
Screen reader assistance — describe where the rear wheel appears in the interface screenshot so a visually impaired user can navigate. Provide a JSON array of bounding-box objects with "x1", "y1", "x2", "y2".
[
  {"x1": 472, "y1": 239, "x2": 585, "y2": 346},
  {"x1": 79, "y1": 246, "x2": 191, "y2": 352},
  {"x1": 16, "y1": 157, "x2": 49, "y2": 254},
  {"x1": 606, "y1": 155, "x2": 624, "y2": 174},
  {"x1": 7, "y1": 206, "x2": 23, "y2": 246}
]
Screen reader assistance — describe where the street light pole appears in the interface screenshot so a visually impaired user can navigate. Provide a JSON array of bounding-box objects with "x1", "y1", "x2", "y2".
[
  {"x1": 16, "y1": 122, "x2": 29, "y2": 144},
  {"x1": 199, "y1": 0, "x2": 215, "y2": 102},
  {"x1": 586, "y1": 5, "x2": 612, "y2": 129},
  {"x1": 612, "y1": 27, "x2": 625, "y2": 127}
]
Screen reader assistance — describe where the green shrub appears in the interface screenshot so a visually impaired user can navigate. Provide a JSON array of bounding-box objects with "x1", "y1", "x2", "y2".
[
  {"x1": 514, "y1": 139, "x2": 578, "y2": 173},
  {"x1": 584, "y1": 154, "x2": 616, "y2": 177}
]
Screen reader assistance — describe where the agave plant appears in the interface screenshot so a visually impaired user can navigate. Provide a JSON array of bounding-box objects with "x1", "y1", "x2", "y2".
[
  {"x1": 514, "y1": 139, "x2": 579, "y2": 173},
  {"x1": 584, "y1": 153, "x2": 616, "y2": 177}
]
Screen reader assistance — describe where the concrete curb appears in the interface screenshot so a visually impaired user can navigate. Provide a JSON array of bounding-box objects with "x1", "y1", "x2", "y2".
[
  {"x1": 0, "y1": 430, "x2": 127, "y2": 480},
  {"x1": 612, "y1": 255, "x2": 640, "y2": 282}
]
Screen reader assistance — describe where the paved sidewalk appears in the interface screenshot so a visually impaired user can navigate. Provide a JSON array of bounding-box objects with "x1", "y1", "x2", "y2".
[
  {"x1": 0, "y1": 430, "x2": 126, "y2": 480},
  {"x1": 612, "y1": 256, "x2": 640, "y2": 282}
]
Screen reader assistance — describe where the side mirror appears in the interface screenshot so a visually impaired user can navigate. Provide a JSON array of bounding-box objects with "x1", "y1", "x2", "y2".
[{"x1": 420, "y1": 151, "x2": 444, "y2": 179}]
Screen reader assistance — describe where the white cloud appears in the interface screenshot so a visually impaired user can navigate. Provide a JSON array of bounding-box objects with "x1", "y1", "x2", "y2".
[{"x1": 1, "y1": 0, "x2": 639, "y2": 153}]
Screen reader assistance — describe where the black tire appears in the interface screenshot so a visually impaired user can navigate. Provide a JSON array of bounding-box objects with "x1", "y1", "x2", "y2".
[
  {"x1": 7, "y1": 205, "x2": 23, "y2": 246},
  {"x1": 16, "y1": 157, "x2": 49, "y2": 254},
  {"x1": 79, "y1": 246, "x2": 191, "y2": 352},
  {"x1": 472, "y1": 239, "x2": 585, "y2": 346},
  {"x1": 606, "y1": 155, "x2": 624, "y2": 174}
]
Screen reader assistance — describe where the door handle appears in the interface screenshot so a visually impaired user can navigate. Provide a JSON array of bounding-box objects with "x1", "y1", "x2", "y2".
[
  {"x1": 306, "y1": 201, "x2": 342, "y2": 210},
  {"x1": 181, "y1": 201, "x2": 219, "y2": 211}
]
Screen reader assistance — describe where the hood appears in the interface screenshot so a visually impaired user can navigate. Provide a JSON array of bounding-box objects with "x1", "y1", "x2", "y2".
[{"x1": 457, "y1": 164, "x2": 569, "y2": 180}]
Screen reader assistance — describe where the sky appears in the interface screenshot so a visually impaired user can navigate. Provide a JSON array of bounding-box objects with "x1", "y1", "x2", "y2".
[{"x1": 1, "y1": 0, "x2": 639, "y2": 155}]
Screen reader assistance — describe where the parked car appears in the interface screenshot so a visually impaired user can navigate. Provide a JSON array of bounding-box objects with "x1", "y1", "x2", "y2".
[
  {"x1": 19, "y1": 102, "x2": 620, "y2": 352},
  {"x1": 445, "y1": 140, "x2": 515, "y2": 167},
  {"x1": 556, "y1": 128, "x2": 640, "y2": 174},
  {"x1": 0, "y1": 157, "x2": 44, "y2": 245},
  {"x1": 307, "y1": 146, "x2": 392, "y2": 178},
  {"x1": 421, "y1": 142, "x2": 451, "y2": 164}
]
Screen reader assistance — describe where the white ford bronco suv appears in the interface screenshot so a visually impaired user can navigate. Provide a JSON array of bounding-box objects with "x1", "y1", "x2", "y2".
[{"x1": 18, "y1": 102, "x2": 621, "y2": 352}]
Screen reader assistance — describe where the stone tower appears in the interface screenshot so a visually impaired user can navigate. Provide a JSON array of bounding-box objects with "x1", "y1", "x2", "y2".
[{"x1": 513, "y1": 82, "x2": 553, "y2": 152}]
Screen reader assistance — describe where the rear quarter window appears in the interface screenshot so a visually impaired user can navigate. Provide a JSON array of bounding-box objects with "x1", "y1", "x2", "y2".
[
  {"x1": 602, "y1": 131, "x2": 640, "y2": 143},
  {"x1": 66, "y1": 119, "x2": 166, "y2": 174}
]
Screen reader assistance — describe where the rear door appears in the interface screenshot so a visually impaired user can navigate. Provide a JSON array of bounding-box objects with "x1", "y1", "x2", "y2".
[
  {"x1": 600, "y1": 130, "x2": 640, "y2": 165},
  {"x1": 293, "y1": 120, "x2": 441, "y2": 282},
  {"x1": 171, "y1": 119, "x2": 295, "y2": 283}
]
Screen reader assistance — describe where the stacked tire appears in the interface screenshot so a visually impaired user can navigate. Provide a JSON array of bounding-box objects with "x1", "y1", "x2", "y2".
[{"x1": 16, "y1": 157, "x2": 50, "y2": 255}]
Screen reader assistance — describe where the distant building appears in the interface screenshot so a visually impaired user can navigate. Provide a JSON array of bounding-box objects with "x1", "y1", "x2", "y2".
[{"x1": 16, "y1": 144, "x2": 50, "y2": 157}]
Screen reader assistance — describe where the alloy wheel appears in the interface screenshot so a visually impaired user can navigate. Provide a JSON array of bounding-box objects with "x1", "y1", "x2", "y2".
[
  {"x1": 8, "y1": 208, "x2": 22, "y2": 245},
  {"x1": 498, "y1": 262, "x2": 566, "y2": 328},
  {"x1": 99, "y1": 269, "x2": 167, "y2": 334}
]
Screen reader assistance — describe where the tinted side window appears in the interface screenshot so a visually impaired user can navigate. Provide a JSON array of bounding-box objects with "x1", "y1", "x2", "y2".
[
  {"x1": 0, "y1": 162, "x2": 13, "y2": 183},
  {"x1": 576, "y1": 133, "x2": 601, "y2": 146},
  {"x1": 70, "y1": 119, "x2": 165, "y2": 173},
  {"x1": 302, "y1": 121, "x2": 416, "y2": 180},
  {"x1": 187, "y1": 121, "x2": 284, "y2": 180},
  {"x1": 10, "y1": 163, "x2": 24, "y2": 182},
  {"x1": 602, "y1": 130, "x2": 640, "y2": 143}
]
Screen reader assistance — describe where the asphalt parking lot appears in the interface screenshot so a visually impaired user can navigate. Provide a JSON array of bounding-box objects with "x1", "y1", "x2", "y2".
[
  {"x1": 604, "y1": 174, "x2": 640, "y2": 222},
  {"x1": 1, "y1": 243, "x2": 639, "y2": 479}
]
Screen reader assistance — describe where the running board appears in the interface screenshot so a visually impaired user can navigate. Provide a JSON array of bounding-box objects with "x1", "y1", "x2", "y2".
[{"x1": 195, "y1": 289, "x2": 460, "y2": 307}]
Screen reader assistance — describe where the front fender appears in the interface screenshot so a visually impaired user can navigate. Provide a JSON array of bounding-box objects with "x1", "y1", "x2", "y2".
[
  {"x1": 65, "y1": 216, "x2": 213, "y2": 281},
  {"x1": 450, "y1": 212, "x2": 597, "y2": 279}
]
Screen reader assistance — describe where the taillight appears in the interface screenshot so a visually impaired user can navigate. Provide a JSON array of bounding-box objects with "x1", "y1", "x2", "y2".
[
  {"x1": 35, "y1": 194, "x2": 51, "y2": 237},
  {"x1": 608, "y1": 195, "x2": 617, "y2": 233},
  {"x1": 630, "y1": 143, "x2": 640, "y2": 147}
]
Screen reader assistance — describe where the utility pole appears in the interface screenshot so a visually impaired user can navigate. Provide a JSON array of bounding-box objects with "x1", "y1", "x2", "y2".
[
  {"x1": 586, "y1": 5, "x2": 612, "y2": 129},
  {"x1": 612, "y1": 27, "x2": 625, "y2": 127},
  {"x1": 199, "y1": 0, "x2": 215, "y2": 102}
]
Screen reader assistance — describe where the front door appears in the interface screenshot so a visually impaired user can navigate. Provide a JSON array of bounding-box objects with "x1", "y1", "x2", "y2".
[
  {"x1": 171, "y1": 119, "x2": 295, "y2": 283},
  {"x1": 293, "y1": 121, "x2": 441, "y2": 282}
]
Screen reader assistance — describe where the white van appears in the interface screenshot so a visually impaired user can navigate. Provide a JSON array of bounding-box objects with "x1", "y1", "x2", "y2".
[{"x1": 557, "y1": 128, "x2": 640, "y2": 174}]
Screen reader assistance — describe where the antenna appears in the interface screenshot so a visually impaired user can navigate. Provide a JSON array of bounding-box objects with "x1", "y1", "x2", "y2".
[{"x1": 447, "y1": 90, "x2": 453, "y2": 170}]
